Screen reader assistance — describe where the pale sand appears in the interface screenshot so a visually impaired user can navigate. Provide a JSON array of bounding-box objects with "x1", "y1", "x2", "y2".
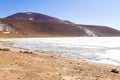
[
  {"x1": 0, "y1": 40, "x2": 120, "y2": 80},
  {"x1": 0, "y1": 50, "x2": 120, "y2": 80}
]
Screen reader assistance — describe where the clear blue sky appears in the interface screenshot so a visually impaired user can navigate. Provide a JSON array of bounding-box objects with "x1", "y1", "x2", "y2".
[{"x1": 0, "y1": 0, "x2": 120, "y2": 30}]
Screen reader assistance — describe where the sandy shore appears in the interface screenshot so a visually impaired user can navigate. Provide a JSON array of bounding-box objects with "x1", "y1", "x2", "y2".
[
  {"x1": 0, "y1": 49, "x2": 119, "y2": 80},
  {"x1": 0, "y1": 39, "x2": 120, "y2": 80}
]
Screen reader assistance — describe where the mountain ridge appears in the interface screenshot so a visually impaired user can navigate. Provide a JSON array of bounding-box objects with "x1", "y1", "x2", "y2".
[
  {"x1": 5, "y1": 12, "x2": 62, "y2": 22},
  {"x1": 0, "y1": 12, "x2": 119, "y2": 37}
]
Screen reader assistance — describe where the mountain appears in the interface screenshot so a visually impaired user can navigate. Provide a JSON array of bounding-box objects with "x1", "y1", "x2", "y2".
[
  {"x1": 0, "y1": 12, "x2": 119, "y2": 37},
  {"x1": 5, "y1": 12, "x2": 62, "y2": 22},
  {"x1": 63, "y1": 20, "x2": 75, "y2": 24},
  {"x1": 78, "y1": 25, "x2": 120, "y2": 37}
]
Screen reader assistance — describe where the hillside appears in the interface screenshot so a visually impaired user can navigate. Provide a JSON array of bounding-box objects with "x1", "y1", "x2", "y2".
[
  {"x1": 0, "y1": 12, "x2": 119, "y2": 37},
  {"x1": 78, "y1": 24, "x2": 120, "y2": 37}
]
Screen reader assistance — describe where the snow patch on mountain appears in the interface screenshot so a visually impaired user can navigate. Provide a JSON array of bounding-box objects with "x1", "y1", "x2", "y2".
[
  {"x1": 84, "y1": 29, "x2": 97, "y2": 37},
  {"x1": 26, "y1": 12, "x2": 33, "y2": 15},
  {"x1": 0, "y1": 21, "x2": 23, "y2": 34},
  {"x1": 29, "y1": 18, "x2": 34, "y2": 20},
  {"x1": 79, "y1": 26, "x2": 97, "y2": 37},
  {"x1": 0, "y1": 21, "x2": 14, "y2": 34}
]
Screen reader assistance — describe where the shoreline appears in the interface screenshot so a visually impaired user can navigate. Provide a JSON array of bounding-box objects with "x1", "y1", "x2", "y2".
[
  {"x1": 0, "y1": 50, "x2": 120, "y2": 80},
  {"x1": 0, "y1": 38, "x2": 120, "y2": 79},
  {"x1": 1, "y1": 38, "x2": 120, "y2": 67}
]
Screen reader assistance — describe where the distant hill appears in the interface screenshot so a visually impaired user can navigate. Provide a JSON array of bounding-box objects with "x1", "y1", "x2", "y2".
[
  {"x1": 78, "y1": 24, "x2": 120, "y2": 37},
  {"x1": 0, "y1": 12, "x2": 119, "y2": 37}
]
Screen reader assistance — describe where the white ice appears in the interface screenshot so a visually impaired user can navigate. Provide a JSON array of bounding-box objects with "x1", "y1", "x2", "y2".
[{"x1": 1, "y1": 37, "x2": 120, "y2": 66}]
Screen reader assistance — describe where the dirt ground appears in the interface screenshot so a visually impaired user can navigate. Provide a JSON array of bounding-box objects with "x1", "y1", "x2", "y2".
[{"x1": 0, "y1": 50, "x2": 120, "y2": 80}]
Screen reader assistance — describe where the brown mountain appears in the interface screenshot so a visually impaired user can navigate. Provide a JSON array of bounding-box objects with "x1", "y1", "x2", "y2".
[
  {"x1": 78, "y1": 24, "x2": 120, "y2": 37},
  {"x1": 0, "y1": 12, "x2": 119, "y2": 37},
  {"x1": 5, "y1": 12, "x2": 61, "y2": 22}
]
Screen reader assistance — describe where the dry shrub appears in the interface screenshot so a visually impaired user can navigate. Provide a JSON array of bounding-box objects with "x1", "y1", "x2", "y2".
[{"x1": 0, "y1": 48, "x2": 10, "y2": 51}]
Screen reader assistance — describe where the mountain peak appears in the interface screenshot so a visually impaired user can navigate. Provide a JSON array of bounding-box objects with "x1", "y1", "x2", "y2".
[
  {"x1": 5, "y1": 12, "x2": 61, "y2": 22},
  {"x1": 1, "y1": 12, "x2": 120, "y2": 37},
  {"x1": 25, "y1": 12, "x2": 33, "y2": 14}
]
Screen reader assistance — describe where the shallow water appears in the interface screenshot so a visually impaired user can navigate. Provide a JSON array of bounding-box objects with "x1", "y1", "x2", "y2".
[{"x1": 1, "y1": 37, "x2": 120, "y2": 66}]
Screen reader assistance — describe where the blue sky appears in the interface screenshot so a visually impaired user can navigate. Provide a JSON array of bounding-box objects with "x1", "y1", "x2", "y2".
[{"x1": 0, "y1": 0, "x2": 120, "y2": 30}]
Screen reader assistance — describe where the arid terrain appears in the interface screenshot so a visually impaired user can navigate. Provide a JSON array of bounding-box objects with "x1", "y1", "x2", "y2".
[
  {"x1": 0, "y1": 12, "x2": 120, "y2": 80},
  {"x1": 0, "y1": 47, "x2": 120, "y2": 80}
]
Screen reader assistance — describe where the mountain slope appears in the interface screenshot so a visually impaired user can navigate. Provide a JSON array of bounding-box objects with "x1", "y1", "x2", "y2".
[
  {"x1": 78, "y1": 25, "x2": 120, "y2": 37},
  {"x1": 0, "y1": 19, "x2": 86, "y2": 37},
  {"x1": 5, "y1": 12, "x2": 62, "y2": 22},
  {"x1": 0, "y1": 12, "x2": 119, "y2": 37}
]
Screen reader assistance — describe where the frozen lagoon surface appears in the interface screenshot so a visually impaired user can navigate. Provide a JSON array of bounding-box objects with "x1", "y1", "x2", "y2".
[{"x1": 1, "y1": 37, "x2": 120, "y2": 66}]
